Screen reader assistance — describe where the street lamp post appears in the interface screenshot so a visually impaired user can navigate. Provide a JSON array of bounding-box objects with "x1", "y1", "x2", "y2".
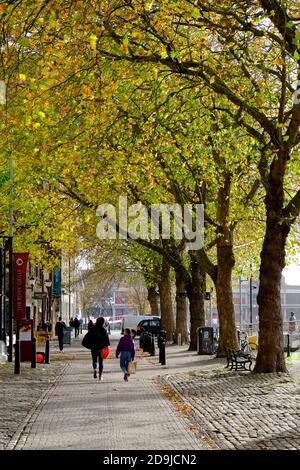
[
  {"x1": 210, "y1": 287, "x2": 213, "y2": 327},
  {"x1": 249, "y1": 265, "x2": 257, "y2": 333},
  {"x1": 250, "y1": 272, "x2": 253, "y2": 332},
  {"x1": 0, "y1": 246, "x2": 3, "y2": 341},
  {"x1": 68, "y1": 257, "x2": 71, "y2": 322},
  {"x1": 45, "y1": 279, "x2": 52, "y2": 323},
  {"x1": 239, "y1": 276, "x2": 248, "y2": 328},
  {"x1": 1, "y1": 80, "x2": 14, "y2": 362}
]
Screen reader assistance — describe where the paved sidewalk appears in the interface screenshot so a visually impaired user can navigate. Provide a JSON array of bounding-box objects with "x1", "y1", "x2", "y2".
[
  {"x1": 0, "y1": 361, "x2": 65, "y2": 450},
  {"x1": 3, "y1": 332, "x2": 300, "y2": 451},
  {"x1": 8, "y1": 334, "x2": 205, "y2": 450}
]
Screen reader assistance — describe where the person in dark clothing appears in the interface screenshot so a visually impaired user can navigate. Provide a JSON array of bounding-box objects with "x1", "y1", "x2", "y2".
[
  {"x1": 88, "y1": 320, "x2": 94, "y2": 331},
  {"x1": 116, "y1": 328, "x2": 135, "y2": 381},
  {"x1": 90, "y1": 317, "x2": 110, "y2": 381},
  {"x1": 55, "y1": 317, "x2": 66, "y2": 352},
  {"x1": 73, "y1": 317, "x2": 80, "y2": 338}
]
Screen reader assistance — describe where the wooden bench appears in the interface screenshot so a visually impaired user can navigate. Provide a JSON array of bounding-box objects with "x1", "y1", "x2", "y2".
[{"x1": 225, "y1": 347, "x2": 252, "y2": 371}]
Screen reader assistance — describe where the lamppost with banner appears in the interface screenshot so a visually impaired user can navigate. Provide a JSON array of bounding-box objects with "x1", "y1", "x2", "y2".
[
  {"x1": 239, "y1": 275, "x2": 248, "y2": 328},
  {"x1": 45, "y1": 278, "x2": 52, "y2": 323},
  {"x1": 1, "y1": 80, "x2": 14, "y2": 362}
]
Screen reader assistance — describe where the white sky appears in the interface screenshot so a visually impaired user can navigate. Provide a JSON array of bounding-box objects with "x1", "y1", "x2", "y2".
[{"x1": 283, "y1": 258, "x2": 300, "y2": 285}]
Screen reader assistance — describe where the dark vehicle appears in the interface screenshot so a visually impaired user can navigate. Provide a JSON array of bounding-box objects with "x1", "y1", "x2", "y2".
[{"x1": 136, "y1": 318, "x2": 161, "y2": 336}]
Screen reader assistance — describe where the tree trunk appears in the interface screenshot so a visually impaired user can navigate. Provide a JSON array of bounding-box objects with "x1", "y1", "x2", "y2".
[
  {"x1": 215, "y1": 245, "x2": 238, "y2": 356},
  {"x1": 174, "y1": 270, "x2": 189, "y2": 344},
  {"x1": 158, "y1": 259, "x2": 175, "y2": 341},
  {"x1": 215, "y1": 171, "x2": 238, "y2": 357},
  {"x1": 254, "y1": 151, "x2": 289, "y2": 373},
  {"x1": 147, "y1": 286, "x2": 160, "y2": 316},
  {"x1": 187, "y1": 257, "x2": 205, "y2": 350}
]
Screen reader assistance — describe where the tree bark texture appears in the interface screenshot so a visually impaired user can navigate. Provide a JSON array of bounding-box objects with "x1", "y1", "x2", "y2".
[
  {"x1": 215, "y1": 172, "x2": 238, "y2": 357},
  {"x1": 255, "y1": 152, "x2": 289, "y2": 373},
  {"x1": 174, "y1": 270, "x2": 189, "y2": 344},
  {"x1": 159, "y1": 258, "x2": 175, "y2": 341},
  {"x1": 187, "y1": 257, "x2": 205, "y2": 350},
  {"x1": 147, "y1": 286, "x2": 160, "y2": 316}
]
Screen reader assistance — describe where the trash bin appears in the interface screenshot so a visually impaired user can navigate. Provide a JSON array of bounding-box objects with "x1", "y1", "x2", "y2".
[
  {"x1": 197, "y1": 327, "x2": 215, "y2": 355},
  {"x1": 62, "y1": 326, "x2": 72, "y2": 345}
]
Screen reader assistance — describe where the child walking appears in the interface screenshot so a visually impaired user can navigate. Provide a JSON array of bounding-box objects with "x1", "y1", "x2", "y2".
[{"x1": 116, "y1": 328, "x2": 135, "y2": 381}]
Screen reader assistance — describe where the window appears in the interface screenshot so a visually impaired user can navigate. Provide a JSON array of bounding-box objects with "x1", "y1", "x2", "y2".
[{"x1": 285, "y1": 293, "x2": 300, "y2": 305}]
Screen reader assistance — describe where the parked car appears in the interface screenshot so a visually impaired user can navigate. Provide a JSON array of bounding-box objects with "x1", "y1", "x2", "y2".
[
  {"x1": 136, "y1": 317, "x2": 162, "y2": 336},
  {"x1": 121, "y1": 315, "x2": 160, "y2": 337}
]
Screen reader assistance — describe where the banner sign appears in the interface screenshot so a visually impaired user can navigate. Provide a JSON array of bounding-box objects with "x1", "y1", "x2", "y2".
[
  {"x1": 53, "y1": 266, "x2": 61, "y2": 297},
  {"x1": 17, "y1": 319, "x2": 33, "y2": 362},
  {"x1": 13, "y1": 253, "x2": 29, "y2": 320}
]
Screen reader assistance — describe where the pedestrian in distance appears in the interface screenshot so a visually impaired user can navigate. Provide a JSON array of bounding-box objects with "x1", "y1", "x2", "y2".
[
  {"x1": 288, "y1": 312, "x2": 297, "y2": 334},
  {"x1": 105, "y1": 319, "x2": 111, "y2": 335},
  {"x1": 79, "y1": 318, "x2": 83, "y2": 334},
  {"x1": 116, "y1": 328, "x2": 135, "y2": 382},
  {"x1": 55, "y1": 316, "x2": 66, "y2": 352},
  {"x1": 90, "y1": 317, "x2": 110, "y2": 381},
  {"x1": 73, "y1": 316, "x2": 80, "y2": 338}
]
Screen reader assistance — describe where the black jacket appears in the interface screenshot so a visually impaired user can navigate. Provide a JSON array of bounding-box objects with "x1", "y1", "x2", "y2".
[
  {"x1": 55, "y1": 321, "x2": 65, "y2": 337},
  {"x1": 90, "y1": 326, "x2": 110, "y2": 351}
]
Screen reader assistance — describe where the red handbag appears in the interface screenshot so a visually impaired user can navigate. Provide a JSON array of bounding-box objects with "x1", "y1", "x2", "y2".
[{"x1": 100, "y1": 346, "x2": 111, "y2": 359}]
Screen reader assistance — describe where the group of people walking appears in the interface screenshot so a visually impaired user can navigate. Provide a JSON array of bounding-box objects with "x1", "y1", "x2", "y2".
[
  {"x1": 55, "y1": 315, "x2": 135, "y2": 381},
  {"x1": 86, "y1": 317, "x2": 135, "y2": 381}
]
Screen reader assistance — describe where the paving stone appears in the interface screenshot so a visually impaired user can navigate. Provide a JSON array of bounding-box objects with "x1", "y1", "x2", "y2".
[{"x1": 2, "y1": 336, "x2": 300, "y2": 451}]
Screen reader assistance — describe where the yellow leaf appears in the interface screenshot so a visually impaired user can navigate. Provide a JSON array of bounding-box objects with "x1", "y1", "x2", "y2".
[
  {"x1": 132, "y1": 31, "x2": 143, "y2": 41},
  {"x1": 273, "y1": 57, "x2": 285, "y2": 65},
  {"x1": 89, "y1": 34, "x2": 97, "y2": 49},
  {"x1": 209, "y1": 76, "x2": 215, "y2": 84},
  {"x1": 19, "y1": 73, "x2": 27, "y2": 81},
  {"x1": 254, "y1": 95, "x2": 263, "y2": 106}
]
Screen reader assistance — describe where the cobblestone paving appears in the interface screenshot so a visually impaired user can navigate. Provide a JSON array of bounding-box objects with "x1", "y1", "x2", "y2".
[
  {"x1": 9, "y1": 343, "x2": 204, "y2": 450},
  {"x1": 0, "y1": 361, "x2": 65, "y2": 449},
  {"x1": 161, "y1": 368, "x2": 300, "y2": 450},
  {"x1": 3, "y1": 336, "x2": 300, "y2": 451}
]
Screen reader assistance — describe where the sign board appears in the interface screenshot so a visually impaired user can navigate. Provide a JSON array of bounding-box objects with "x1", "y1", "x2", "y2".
[
  {"x1": 13, "y1": 253, "x2": 29, "y2": 320},
  {"x1": 32, "y1": 292, "x2": 47, "y2": 300},
  {"x1": 17, "y1": 319, "x2": 33, "y2": 361},
  {"x1": 53, "y1": 266, "x2": 61, "y2": 297}
]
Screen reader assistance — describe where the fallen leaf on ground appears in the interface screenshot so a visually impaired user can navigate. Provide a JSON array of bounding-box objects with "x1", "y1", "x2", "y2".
[{"x1": 175, "y1": 405, "x2": 192, "y2": 412}]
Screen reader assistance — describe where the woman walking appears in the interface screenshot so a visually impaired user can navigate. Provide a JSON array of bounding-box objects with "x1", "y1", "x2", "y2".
[
  {"x1": 90, "y1": 317, "x2": 110, "y2": 381},
  {"x1": 116, "y1": 328, "x2": 135, "y2": 381}
]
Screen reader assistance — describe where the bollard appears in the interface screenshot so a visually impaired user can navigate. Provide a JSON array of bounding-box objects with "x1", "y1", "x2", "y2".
[
  {"x1": 158, "y1": 331, "x2": 166, "y2": 365},
  {"x1": 31, "y1": 337, "x2": 36, "y2": 368},
  {"x1": 150, "y1": 334, "x2": 155, "y2": 356},
  {"x1": 139, "y1": 332, "x2": 145, "y2": 350},
  {"x1": 287, "y1": 333, "x2": 290, "y2": 357},
  {"x1": 177, "y1": 333, "x2": 182, "y2": 346},
  {"x1": 160, "y1": 340, "x2": 166, "y2": 365},
  {"x1": 14, "y1": 339, "x2": 20, "y2": 374},
  {"x1": 45, "y1": 335, "x2": 50, "y2": 364}
]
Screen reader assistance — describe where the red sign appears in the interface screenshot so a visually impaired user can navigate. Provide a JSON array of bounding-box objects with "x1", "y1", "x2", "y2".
[{"x1": 13, "y1": 253, "x2": 29, "y2": 320}]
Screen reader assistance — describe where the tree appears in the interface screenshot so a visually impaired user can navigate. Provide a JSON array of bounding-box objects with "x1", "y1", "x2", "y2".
[{"x1": 94, "y1": 0, "x2": 300, "y2": 371}]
